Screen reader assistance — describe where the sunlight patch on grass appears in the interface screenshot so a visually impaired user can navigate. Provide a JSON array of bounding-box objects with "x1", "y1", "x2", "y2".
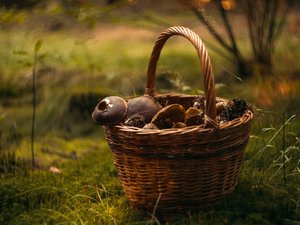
[{"x1": 12, "y1": 136, "x2": 106, "y2": 169}]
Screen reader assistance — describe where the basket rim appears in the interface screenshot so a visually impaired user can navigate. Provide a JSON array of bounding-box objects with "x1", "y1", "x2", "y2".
[
  {"x1": 105, "y1": 93, "x2": 254, "y2": 136},
  {"x1": 110, "y1": 110, "x2": 253, "y2": 135}
]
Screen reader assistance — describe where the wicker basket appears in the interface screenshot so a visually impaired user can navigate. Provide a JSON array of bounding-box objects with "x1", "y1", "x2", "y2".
[{"x1": 102, "y1": 26, "x2": 253, "y2": 216}]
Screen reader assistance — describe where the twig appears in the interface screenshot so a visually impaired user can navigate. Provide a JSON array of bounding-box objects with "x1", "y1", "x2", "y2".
[
  {"x1": 31, "y1": 46, "x2": 37, "y2": 170},
  {"x1": 244, "y1": 0, "x2": 257, "y2": 58},
  {"x1": 149, "y1": 192, "x2": 162, "y2": 225},
  {"x1": 282, "y1": 110, "x2": 286, "y2": 184},
  {"x1": 216, "y1": 0, "x2": 242, "y2": 62},
  {"x1": 273, "y1": 4, "x2": 290, "y2": 42},
  {"x1": 31, "y1": 40, "x2": 42, "y2": 170}
]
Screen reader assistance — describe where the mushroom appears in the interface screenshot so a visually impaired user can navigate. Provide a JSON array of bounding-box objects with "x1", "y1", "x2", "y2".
[
  {"x1": 173, "y1": 122, "x2": 187, "y2": 128},
  {"x1": 216, "y1": 101, "x2": 226, "y2": 115},
  {"x1": 151, "y1": 104, "x2": 185, "y2": 129},
  {"x1": 92, "y1": 95, "x2": 162, "y2": 126},
  {"x1": 126, "y1": 95, "x2": 162, "y2": 123},
  {"x1": 143, "y1": 123, "x2": 159, "y2": 129},
  {"x1": 124, "y1": 114, "x2": 146, "y2": 128},
  {"x1": 92, "y1": 96, "x2": 128, "y2": 125},
  {"x1": 184, "y1": 107, "x2": 204, "y2": 126}
]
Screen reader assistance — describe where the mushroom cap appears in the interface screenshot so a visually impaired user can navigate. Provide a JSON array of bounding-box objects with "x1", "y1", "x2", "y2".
[
  {"x1": 173, "y1": 122, "x2": 187, "y2": 128},
  {"x1": 126, "y1": 95, "x2": 162, "y2": 123},
  {"x1": 184, "y1": 107, "x2": 204, "y2": 126},
  {"x1": 92, "y1": 96, "x2": 128, "y2": 125},
  {"x1": 143, "y1": 123, "x2": 159, "y2": 129},
  {"x1": 216, "y1": 102, "x2": 225, "y2": 115},
  {"x1": 151, "y1": 104, "x2": 185, "y2": 129}
]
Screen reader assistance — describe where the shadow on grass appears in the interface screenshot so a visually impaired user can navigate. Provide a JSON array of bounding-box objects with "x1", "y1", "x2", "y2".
[{"x1": 164, "y1": 177, "x2": 298, "y2": 225}]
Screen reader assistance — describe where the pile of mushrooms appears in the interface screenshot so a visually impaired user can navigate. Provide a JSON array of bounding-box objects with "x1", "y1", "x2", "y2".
[
  {"x1": 92, "y1": 95, "x2": 247, "y2": 129},
  {"x1": 92, "y1": 95, "x2": 163, "y2": 127}
]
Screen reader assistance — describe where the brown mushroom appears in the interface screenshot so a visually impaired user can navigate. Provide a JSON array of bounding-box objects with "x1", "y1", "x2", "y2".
[
  {"x1": 216, "y1": 101, "x2": 225, "y2": 115},
  {"x1": 151, "y1": 104, "x2": 185, "y2": 129},
  {"x1": 92, "y1": 96, "x2": 128, "y2": 125},
  {"x1": 173, "y1": 122, "x2": 187, "y2": 128},
  {"x1": 126, "y1": 95, "x2": 162, "y2": 123},
  {"x1": 143, "y1": 123, "x2": 159, "y2": 129},
  {"x1": 124, "y1": 114, "x2": 146, "y2": 128},
  {"x1": 185, "y1": 107, "x2": 204, "y2": 126}
]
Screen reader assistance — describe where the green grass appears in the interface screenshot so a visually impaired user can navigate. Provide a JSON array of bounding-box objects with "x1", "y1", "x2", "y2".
[
  {"x1": 0, "y1": 140, "x2": 139, "y2": 225},
  {"x1": 0, "y1": 134, "x2": 299, "y2": 225},
  {"x1": 0, "y1": 4, "x2": 300, "y2": 225}
]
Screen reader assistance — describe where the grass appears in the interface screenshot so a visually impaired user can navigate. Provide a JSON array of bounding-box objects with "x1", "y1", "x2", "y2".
[
  {"x1": 0, "y1": 134, "x2": 299, "y2": 225},
  {"x1": 0, "y1": 140, "x2": 136, "y2": 225},
  {"x1": 0, "y1": 4, "x2": 300, "y2": 225}
]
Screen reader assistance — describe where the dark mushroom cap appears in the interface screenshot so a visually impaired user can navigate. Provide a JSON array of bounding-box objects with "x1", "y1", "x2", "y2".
[
  {"x1": 92, "y1": 96, "x2": 128, "y2": 125},
  {"x1": 126, "y1": 95, "x2": 162, "y2": 123},
  {"x1": 151, "y1": 104, "x2": 185, "y2": 129}
]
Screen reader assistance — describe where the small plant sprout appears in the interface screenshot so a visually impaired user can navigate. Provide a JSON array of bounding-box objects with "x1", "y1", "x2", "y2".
[
  {"x1": 31, "y1": 40, "x2": 44, "y2": 169},
  {"x1": 14, "y1": 40, "x2": 46, "y2": 170}
]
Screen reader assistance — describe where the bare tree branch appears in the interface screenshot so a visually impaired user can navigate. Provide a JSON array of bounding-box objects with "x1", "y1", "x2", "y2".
[
  {"x1": 272, "y1": 4, "x2": 290, "y2": 44},
  {"x1": 190, "y1": 6, "x2": 233, "y2": 53},
  {"x1": 244, "y1": 0, "x2": 257, "y2": 59},
  {"x1": 216, "y1": 0, "x2": 242, "y2": 61}
]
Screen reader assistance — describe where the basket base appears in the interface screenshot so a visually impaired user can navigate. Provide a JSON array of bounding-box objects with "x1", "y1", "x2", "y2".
[
  {"x1": 130, "y1": 183, "x2": 237, "y2": 215},
  {"x1": 132, "y1": 188, "x2": 236, "y2": 222},
  {"x1": 111, "y1": 142, "x2": 246, "y2": 219}
]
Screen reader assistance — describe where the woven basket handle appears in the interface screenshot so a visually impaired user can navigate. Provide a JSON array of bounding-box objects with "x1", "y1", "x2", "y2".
[{"x1": 145, "y1": 26, "x2": 217, "y2": 122}]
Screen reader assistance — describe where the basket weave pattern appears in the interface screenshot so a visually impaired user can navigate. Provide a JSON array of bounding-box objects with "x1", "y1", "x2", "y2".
[{"x1": 103, "y1": 26, "x2": 253, "y2": 216}]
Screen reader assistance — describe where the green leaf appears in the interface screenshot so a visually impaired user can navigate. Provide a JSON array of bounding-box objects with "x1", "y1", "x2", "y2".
[
  {"x1": 34, "y1": 40, "x2": 43, "y2": 53},
  {"x1": 13, "y1": 50, "x2": 29, "y2": 55},
  {"x1": 38, "y1": 53, "x2": 48, "y2": 61}
]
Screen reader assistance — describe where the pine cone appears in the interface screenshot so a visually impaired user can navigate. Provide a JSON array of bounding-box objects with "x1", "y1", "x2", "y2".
[{"x1": 219, "y1": 98, "x2": 247, "y2": 122}]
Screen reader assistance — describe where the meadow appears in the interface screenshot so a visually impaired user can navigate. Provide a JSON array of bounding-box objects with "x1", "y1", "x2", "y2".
[{"x1": 0, "y1": 2, "x2": 299, "y2": 224}]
